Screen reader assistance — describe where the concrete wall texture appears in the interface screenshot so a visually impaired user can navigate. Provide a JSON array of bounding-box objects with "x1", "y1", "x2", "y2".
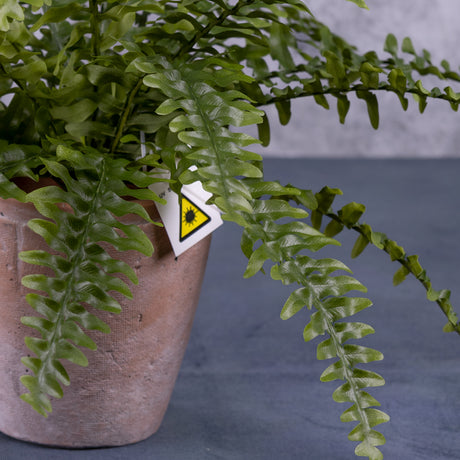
[{"x1": 256, "y1": 0, "x2": 460, "y2": 158}]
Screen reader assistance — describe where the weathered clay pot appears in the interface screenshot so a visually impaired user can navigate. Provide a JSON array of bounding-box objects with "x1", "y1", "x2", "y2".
[{"x1": 0, "y1": 197, "x2": 211, "y2": 447}]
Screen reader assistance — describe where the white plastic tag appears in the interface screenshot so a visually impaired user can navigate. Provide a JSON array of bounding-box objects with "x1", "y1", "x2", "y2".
[{"x1": 149, "y1": 175, "x2": 223, "y2": 257}]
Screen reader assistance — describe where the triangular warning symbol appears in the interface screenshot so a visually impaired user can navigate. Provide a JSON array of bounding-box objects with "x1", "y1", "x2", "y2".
[{"x1": 179, "y1": 194, "x2": 211, "y2": 241}]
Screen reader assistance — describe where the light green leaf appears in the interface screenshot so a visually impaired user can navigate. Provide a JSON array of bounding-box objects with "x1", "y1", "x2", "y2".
[
  {"x1": 317, "y1": 337, "x2": 337, "y2": 360},
  {"x1": 303, "y1": 311, "x2": 327, "y2": 342},
  {"x1": 55, "y1": 340, "x2": 89, "y2": 367},
  {"x1": 253, "y1": 199, "x2": 308, "y2": 221},
  {"x1": 341, "y1": 406, "x2": 389, "y2": 427},
  {"x1": 388, "y1": 68, "x2": 407, "y2": 95},
  {"x1": 349, "y1": 426, "x2": 386, "y2": 445},
  {"x1": 320, "y1": 360, "x2": 345, "y2": 382},
  {"x1": 334, "y1": 322, "x2": 375, "y2": 342},
  {"x1": 346, "y1": 0, "x2": 369, "y2": 9},
  {"x1": 322, "y1": 297, "x2": 373, "y2": 321},
  {"x1": 339, "y1": 202, "x2": 366, "y2": 228},
  {"x1": 385, "y1": 240, "x2": 405, "y2": 261},
  {"x1": 280, "y1": 288, "x2": 310, "y2": 319},
  {"x1": 0, "y1": 0, "x2": 24, "y2": 32},
  {"x1": 343, "y1": 344, "x2": 384, "y2": 364},
  {"x1": 9, "y1": 59, "x2": 47, "y2": 84}
]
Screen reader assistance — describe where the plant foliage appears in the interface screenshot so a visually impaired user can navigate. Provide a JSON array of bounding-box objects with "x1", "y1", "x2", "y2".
[{"x1": 0, "y1": 0, "x2": 458, "y2": 457}]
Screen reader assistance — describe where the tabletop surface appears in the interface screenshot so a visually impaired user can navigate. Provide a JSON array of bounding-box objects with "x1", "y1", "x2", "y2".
[{"x1": 1, "y1": 159, "x2": 459, "y2": 460}]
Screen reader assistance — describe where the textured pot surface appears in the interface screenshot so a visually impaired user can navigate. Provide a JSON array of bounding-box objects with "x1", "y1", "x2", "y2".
[{"x1": 0, "y1": 198, "x2": 211, "y2": 447}]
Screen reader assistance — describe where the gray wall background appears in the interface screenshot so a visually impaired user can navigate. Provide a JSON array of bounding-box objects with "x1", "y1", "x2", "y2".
[{"x1": 255, "y1": 0, "x2": 460, "y2": 158}]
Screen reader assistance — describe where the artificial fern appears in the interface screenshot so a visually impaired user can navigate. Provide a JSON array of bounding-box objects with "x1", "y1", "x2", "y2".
[{"x1": 0, "y1": 0, "x2": 459, "y2": 458}]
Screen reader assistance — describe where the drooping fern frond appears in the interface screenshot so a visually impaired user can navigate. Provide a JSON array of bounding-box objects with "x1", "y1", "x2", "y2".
[
  {"x1": 273, "y1": 257, "x2": 388, "y2": 460},
  {"x1": 140, "y1": 52, "x2": 389, "y2": 459},
  {"x1": 307, "y1": 186, "x2": 460, "y2": 335},
  {"x1": 19, "y1": 145, "x2": 164, "y2": 416}
]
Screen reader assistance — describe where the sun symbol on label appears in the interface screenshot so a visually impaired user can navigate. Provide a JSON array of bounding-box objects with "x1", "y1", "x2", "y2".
[
  {"x1": 179, "y1": 195, "x2": 211, "y2": 241},
  {"x1": 183, "y1": 207, "x2": 197, "y2": 226}
]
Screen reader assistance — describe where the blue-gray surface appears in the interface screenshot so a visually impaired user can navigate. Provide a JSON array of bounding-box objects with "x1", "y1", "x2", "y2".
[{"x1": 1, "y1": 159, "x2": 459, "y2": 460}]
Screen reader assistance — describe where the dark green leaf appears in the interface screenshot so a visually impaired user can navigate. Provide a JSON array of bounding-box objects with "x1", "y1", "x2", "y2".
[
  {"x1": 324, "y1": 219, "x2": 344, "y2": 237},
  {"x1": 337, "y1": 95, "x2": 350, "y2": 124},
  {"x1": 257, "y1": 113, "x2": 271, "y2": 147},
  {"x1": 402, "y1": 37, "x2": 415, "y2": 55},
  {"x1": 275, "y1": 99, "x2": 292, "y2": 126}
]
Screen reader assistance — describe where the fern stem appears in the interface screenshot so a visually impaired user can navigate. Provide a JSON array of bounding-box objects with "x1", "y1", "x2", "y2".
[
  {"x1": 183, "y1": 78, "x2": 236, "y2": 219},
  {"x1": 258, "y1": 84, "x2": 459, "y2": 108},
  {"x1": 314, "y1": 298, "x2": 372, "y2": 435},
  {"x1": 35, "y1": 158, "x2": 108, "y2": 387},
  {"x1": 110, "y1": 78, "x2": 143, "y2": 154},
  {"x1": 89, "y1": 0, "x2": 101, "y2": 58}
]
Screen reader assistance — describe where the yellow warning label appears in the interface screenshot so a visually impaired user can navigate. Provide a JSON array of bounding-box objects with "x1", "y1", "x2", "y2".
[{"x1": 180, "y1": 194, "x2": 211, "y2": 241}]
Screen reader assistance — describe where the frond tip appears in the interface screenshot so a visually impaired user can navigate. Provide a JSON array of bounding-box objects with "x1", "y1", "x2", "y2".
[{"x1": 277, "y1": 256, "x2": 389, "y2": 459}]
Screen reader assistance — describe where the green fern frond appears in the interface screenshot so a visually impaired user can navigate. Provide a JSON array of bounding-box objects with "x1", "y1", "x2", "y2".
[
  {"x1": 234, "y1": 13, "x2": 460, "y2": 127},
  {"x1": 145, "y1": 51, "x2": 389, "y2": 459},
  {"x1": 19, "y1": 145, "x2": 163, "y2": 416},
  {"x1": 309, "y1": 186, "x2": 460, "y2": 335},
  {"x1": 139, "y1": 56, "x2": 265, "y2": 225},
  {"x1": 273, "y1": 257, "x2": 388, "y2": 460}
]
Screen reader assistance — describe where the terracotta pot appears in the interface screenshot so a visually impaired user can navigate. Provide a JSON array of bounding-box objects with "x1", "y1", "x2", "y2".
[{"x1": 0, "y1": 197, "x2": 211, "y2": 447}]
